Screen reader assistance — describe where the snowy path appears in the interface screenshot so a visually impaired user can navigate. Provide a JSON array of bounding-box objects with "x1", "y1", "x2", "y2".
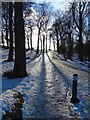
[
  {"x1": 1, "y1": 48, "x2": 90, "y2": 119},
  {"x1": 24, "y1": 53, "x2": 69, "y2": 118},
  {"x1": 22, "y1": 52, "x2": 89, "y2": 119},
  {"x1": 46, "y1": 52, "x2": 89, "y2": 119}
]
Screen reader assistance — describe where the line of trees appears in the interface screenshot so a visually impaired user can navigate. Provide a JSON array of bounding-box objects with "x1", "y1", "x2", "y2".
[
  {"x1": 51, "y1": 2, "x2": 90, "y2": 61},
  {"x1": 2, "y1": 2, "x2": 27, "y2": 77},
  {"x1": 1, "y1": 2, "x2": 52, "y2": 77},
  {"x1": 1, "y1": 1, "x2": 90, "y2": 78}
]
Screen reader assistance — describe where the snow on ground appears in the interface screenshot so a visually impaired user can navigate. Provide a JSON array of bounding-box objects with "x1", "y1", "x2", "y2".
[
  {"x1": 0, "y1": 90, "x2": 20, "y2": 115},
  {"x1": 0, "y1": 47, "x2": 90, "y2": 119},
  {"x1": 59, "y1": 54, "x2": 90, "y2": 73},
  {"x1": 50, "y1": 52, "x2": 90, "y2": 118}
]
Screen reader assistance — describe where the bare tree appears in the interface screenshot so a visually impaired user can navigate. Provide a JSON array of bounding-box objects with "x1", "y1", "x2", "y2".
[
  {"x1": 14, "y1": 2, "x2": 27, "y2": 77},
  {"x1": 24, "y1": 4, "x2": 36, "y2": 51},
  {"x1": 8, "y1": 2, "x2": 13, "y2": 61},
  {"x1": 1, "y1": 17, "x2": 4, "y2": 47},
  {"x1": 83, "y1": 2, "x2": 90, "y2": 61},
  {"x1": 35, "y1": 2, "x2": 52, "y2": 54},
  {"x1": 52, "y1": 20, "x2": 60, "y2": 53},
  {"x1": 61, "y1": 8, "x2": 73, "y2": 60},
  {"x1": 72, "y1": 1, "x2": 86, "y2": 61}
]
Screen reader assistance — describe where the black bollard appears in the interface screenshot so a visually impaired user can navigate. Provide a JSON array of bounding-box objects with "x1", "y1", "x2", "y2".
[{"x1": 70, "y1": 74, "x2": 80, "y2": 103}]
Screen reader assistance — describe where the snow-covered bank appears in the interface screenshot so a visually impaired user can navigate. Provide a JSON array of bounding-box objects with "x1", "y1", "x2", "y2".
[{"x1": 58, "y1": 53, "x2": 90, "y2": 73}]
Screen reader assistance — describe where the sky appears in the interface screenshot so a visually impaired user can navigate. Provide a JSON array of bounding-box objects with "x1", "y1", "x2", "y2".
[
  {"x1": 32, "y1": 0, "x2": 71, "y2": 11},
  {"x1": 32, "y1": 0, "x2": 90, "y2": 11}
]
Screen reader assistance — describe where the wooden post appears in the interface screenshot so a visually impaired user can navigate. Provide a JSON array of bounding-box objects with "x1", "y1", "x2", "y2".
[{"x1": 71, "y1": 74, "x2": 80, "y2": 103}]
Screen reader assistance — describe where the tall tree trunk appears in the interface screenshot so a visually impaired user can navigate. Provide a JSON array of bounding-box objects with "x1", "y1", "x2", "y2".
[
  {"x1": 67, "y1": 21, "x2": 73, "y2": 60},
  {"x1": 62, "y1": 41, "x2": 67, "y2": 61},
  {"x1": 40, "y1": 35, "x2": 42, "y2": 52},
  {"x1": 46, "y1": 33, "x2": 47, "y2": 53},
  {"x1": 53, "y1": 39, "x2": 55, "y2": 51},
  {"x1": 72, "y1": 2, "x2": 84, "y2": 61},
  {"x1": 27, "y1": 37, "x2": 30, "y2": 50},
  {"x1": 6, "y1": 19, "x2": 9, "y2": 48},
  {"x1": 8, "y1": 2, "x2": 13, "y2": 61},
  {"x1": 43, "y1": 34, "x2": 45, "y2": 53},
  {"x1": 14, "y1": 2, "x2": 27, "y2": 77},
  {"x1": 56, "y1": 32, "x2": 59, "y2": 53},
  {"x1": 78, "y1": 12, "x2": 83, "y2": 61},
  {"x1": 49, "y1": 35, "x2": 51, "y2": 50},
  {"x1": 26, "y1": 31, "x2": 29, "y2": 49},
  {"x1": 88, "y1": 41, "x2": 90, "y2": 61},
  {"x1": 37, "y1": 29, "x2": 40, "y2": 54},
  {"x1": 67, "y1": 33, "x2": 73, "y2": 60},
  {"x1": 1, "y1": 30, "x2": 4, "y2": 46},
  {"x1": 2, "y1": 18, "x2": 4, "y2": 46},
  {"x1": 28, "y1": 34, "x2": 31, "y2": 50},
  {"x1": 30, "y1": 28, "x2": 33, "y2": 50}
]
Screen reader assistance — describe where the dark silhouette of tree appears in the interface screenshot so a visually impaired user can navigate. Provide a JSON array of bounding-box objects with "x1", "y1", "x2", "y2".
[
  {"x1": 1, "y1": 18, "x2": 4, "y2": 47},
  {"x1": 72, "y1": 2, "x2": 86, "y2": 61},
  {"x1": 46, "y1": 33, "x2": 48, "y2": 53},
  {"x1": 36, "y1": 7, "x2": 44, "y2": 54},
  {"x1": 49, "y1": 32, "x2": 52, "y2": 50},
  {"x1": 83, "y1": 2, "x2": 90, "y2": 61},
  {"x1": 28, "y1": 22, "x2": 34, "y2": 51},
  {"x1": 8, "y1": 2, "x2": 13, "y2": 61},
  {"x1": 43, "y1": 33, "x2": 45, "y2": 53},
  {"x1": 52, "y1": 20, "x2": 60, "y2": 53},
  {"x1": 51, "y1": 10, "x2": 73, "y2": 60},
  {"x1": 14, "y1": 2, "x2": 27, "y2": 77},
  {"x1": 61, "y1": 9, "x2": 73, "y2": 60}
]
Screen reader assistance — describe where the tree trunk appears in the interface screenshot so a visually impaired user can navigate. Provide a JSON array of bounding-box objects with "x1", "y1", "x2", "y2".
[
  {"x1": 53, "y1": 40, "x2": 55, "y2": 51},
  {"x1": 27, "y1": 32, "x2": 30, "y2": 49},
  {"x1": 67, "y1": 33, "x2": 73, "y2": 60},
  {"x1": 67, "y1": 21, "x2": 73, "y2": 60},
  {"x1": 72, "y1": 2, "x2": 84, "y2": 61},
  {"x1": 40, "y1": 35, "x2": 42, "y2": 52},
  {"x1": 43, "y1": 34, "x2": 45, "y2": 53},
  {"x1": 49, "y1": 35, "x2": 51, "y2": 50},
  {"x1": 37, "y1": 29, "x2": 40, "y2": 54},
  {"x1": 56, "y1": 32, "x2": 59, "y2": 53},
  {"x1": 28, "y1": 34, "x2": 31, "y2": 50},
  {"x1": 46, "y1": 33, "x2": 47, "y2": 53},
  {"x1": 78, "y1": 12, "x2": 83, "y2": 61},
  {"x1": 27, "y1": 38, "x2": 30, "y2": 50},
  {"x1": 6, "y1": 19, "x2": 9, "y2": 48},
  {"x1": 88, "y1": 41, "x2": 90, "y2": 61},
  {"x1": 1, "y1": 30, "x2": 4, "y2": 46},
  {"x1": 8, "y1": 2, "x2": 13, "y2": 61},
  {"x1": 2, "y1": 18, "x2": 4, "y2": 46},
  {"x1": 14, "y1": 2, "x2": 27, "y2": 77},
  {"x1": 30, "y1": 28, "x2": 33, "y2": 51}
]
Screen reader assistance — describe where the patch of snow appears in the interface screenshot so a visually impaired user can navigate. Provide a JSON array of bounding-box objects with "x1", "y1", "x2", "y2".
[
  {"x1": 58, "y1": 53, "x2": 90, "y2": 73},
  {"x1": 0, "y1": 90, "x2": 19, "y2": 117}
]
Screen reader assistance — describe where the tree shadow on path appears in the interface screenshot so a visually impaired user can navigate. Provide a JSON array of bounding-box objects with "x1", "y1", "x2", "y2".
[{"x1": 33, "y1": 53, "x2": 63, "y2": 119}]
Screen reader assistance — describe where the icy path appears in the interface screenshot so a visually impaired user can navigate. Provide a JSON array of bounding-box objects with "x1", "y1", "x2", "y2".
[
  {"x1": 46, "y1": 52, "x2": 90, "y2": 119},
  {"x1": 19, "y1": 52, "x2": 89, "y2": 119},
  {"x1": 22, "y1": 53, "x2": 69, "y2": 118},
  {"x1": 1, "y1": 49, "x2": 90, "y2": 119}
]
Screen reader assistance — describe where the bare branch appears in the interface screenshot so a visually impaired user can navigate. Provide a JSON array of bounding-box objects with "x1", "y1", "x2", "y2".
[
  {"x1": 72, "y1": 3, "x2": 80, "y2": 30},
  {"x1": 82, "y1": 2, "x2": 86, "y2": 13}
]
